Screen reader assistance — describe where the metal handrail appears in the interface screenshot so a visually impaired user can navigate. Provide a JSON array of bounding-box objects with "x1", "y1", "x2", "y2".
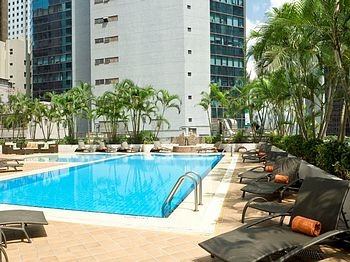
[
  {"x1": 184, "y1": 171, "x2": 202, "y2": 205},
  {"x1": 161, "y1": 172, "x2": 203, "y2": 216}
]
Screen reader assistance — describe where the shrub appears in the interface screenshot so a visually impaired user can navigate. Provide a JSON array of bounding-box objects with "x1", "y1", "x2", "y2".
[
  {"x1": 280, "y1": 135, "x2": 304, "y2": 157},
  {"x1": 316, "y1": 141, "x2": 350, "y2": 179},
  {"x1": 204, "y1": 136, "x2": 213, "y2": 144},
  {"x1": 301, "y1": 139, "x2": 323, "y2": 165},
  {"x1": 268, "y1": 134, "x2": 284, "y2": 148},
  {"x1": 232, "y1": 130, "x2": 245, "y2": 142}
]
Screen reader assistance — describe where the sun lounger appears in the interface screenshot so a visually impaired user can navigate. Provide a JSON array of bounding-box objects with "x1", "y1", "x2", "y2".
[
  {"x1": 199, "y1": 176, "x2": 350, "y2": 261},
  {"x1": 0, "y1": 210, "x2": 48, "y2": 247},
  {"x1": 0, "y1": 158, "x2": 24, "y2": 171},
  {"x1": 241, "y1": 157, "x2": 302, "y2": 201},
  {"x1": 150, "y1": 141, "x2": 172, "y2": 152},
  {"x1": 117, "y1": 142, "x2": 136, "y2": 152},
  {"x1": 197, "y1": 142, "x2": 222, "y2": 153}
]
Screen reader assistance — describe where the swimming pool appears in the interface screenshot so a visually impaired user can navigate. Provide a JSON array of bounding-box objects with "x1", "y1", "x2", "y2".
[
  {"x1": 0, "y1": 154, "x2": 222, "y2": 217},
  {"x1": 25, "y1": 153, "x2": 118, "y2": 162}
]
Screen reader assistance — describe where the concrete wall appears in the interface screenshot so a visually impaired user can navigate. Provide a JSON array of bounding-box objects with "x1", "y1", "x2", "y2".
[{"x1": 90, "y1": 0, "x2": 210, "y2": 137}]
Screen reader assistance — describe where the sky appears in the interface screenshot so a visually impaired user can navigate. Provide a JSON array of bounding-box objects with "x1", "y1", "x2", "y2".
[{"x1": 245, "y1": 0, "x2": 294, "y2": 78}]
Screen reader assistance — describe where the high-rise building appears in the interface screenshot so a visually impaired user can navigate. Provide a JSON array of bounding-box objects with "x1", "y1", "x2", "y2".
[
  {"x1": 7, "y1": 0, "x2": 31, "y2": 39},
  {"x1": 91, "y1": 0, "x2": 211, "y2": 136},
  {"x1": 0, "y1": 0, "x2": 8, "y2": 41},
  {"x1": 32, "y1": 0, "x2": 90, "y2": 98},
  {"x1": 327, "y1": 100, "x2": 350, "y2": 136},
  {"x1": 210, "y1": 0, "x2": 245, "y2": 129}
]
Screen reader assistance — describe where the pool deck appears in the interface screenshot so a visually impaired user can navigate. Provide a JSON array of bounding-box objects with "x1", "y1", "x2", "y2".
[{"x1": 0, "y1": 152, "x2": 349, "y2": 261}]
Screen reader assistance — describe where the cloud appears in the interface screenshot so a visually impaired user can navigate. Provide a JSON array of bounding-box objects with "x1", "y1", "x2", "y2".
[
  {"x1": 246, "y1": 17, "x2": 260, "y2": 80},
  {"x1": 247, "y1": 0, "x2": 294, "y2": 79},
  {"x1": 269, "y1": 0, "x2": 294, "y2": 9}
]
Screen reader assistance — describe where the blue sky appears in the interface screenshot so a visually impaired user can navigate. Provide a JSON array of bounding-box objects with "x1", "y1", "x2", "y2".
[{"x1": 245, "y1": 0, "x2": 294, "y2": 78}]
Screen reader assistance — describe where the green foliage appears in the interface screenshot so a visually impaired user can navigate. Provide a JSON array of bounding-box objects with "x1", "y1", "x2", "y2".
[
  {"x1": 301, "y1": 139, "x2": 323, "y2": 165},
  {"x1": 232, "y1": 130, "x2": 245, "y2": 143},
  {"x1": 204, "y1": 136, "x2": 213, "y2": 144},
  {"x1": 280, "y1": 135, "x2": 305, "y2": 156},
  {"x1": 0, "y1": 138, "x2": 5, "y2": 145},
  {"x1": 127, "y1": 131, "x2": 155, "y2": 144},
  {"x1": 316, "y1": 141, "x2": 350, "y2": 179},
  {"x1": 268, "y1": 134, "x2": 284, "y2": 148},
  {"x1": 59, "y1": 136, "x2": 77, "y2": 145},
  {"x1": 212, "y1": 134, "x2": 222, "y2": 143}
]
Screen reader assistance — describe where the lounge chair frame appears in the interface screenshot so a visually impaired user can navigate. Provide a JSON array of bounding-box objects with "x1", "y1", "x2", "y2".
[
  {"x1": 0, "y1": 210, "x2": 48, "y2": 247},
  {"x1": 199, "y1": 177, "x2": 350, "y2": 262}
]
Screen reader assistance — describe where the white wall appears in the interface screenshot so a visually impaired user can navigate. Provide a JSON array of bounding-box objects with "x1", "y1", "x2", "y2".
[{"x1": 90, "y1": 0, "x2": 210, "y2": 137}]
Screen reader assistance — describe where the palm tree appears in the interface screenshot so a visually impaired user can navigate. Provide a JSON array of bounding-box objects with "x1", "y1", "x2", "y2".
[
  {"x1": 116, "y1": 79, "x2": 156, "y2": 140},
  {"x1": 95, "y1": 90, "x2": 127, "y2": 142},
  {"x1": 198, "y1": 91, "x2": 212, "y2": 135},
  {"x1": 154, "y1": 89, "x2": 181, "y2": 138},
  {"x1": 6, "y1": 93, "x2": 32, "y2": 139},
  {"x1": 248, "y1": 0, "x2": 347, "y2": 141}
]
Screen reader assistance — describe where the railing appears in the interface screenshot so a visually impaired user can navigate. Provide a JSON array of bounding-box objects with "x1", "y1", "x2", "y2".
[{"x1": 161, "y1": 171, "x2": 202, "y2": 217}]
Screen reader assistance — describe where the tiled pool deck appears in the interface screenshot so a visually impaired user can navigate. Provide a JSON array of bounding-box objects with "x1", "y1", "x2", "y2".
[{"x1": 0, "y1": 152, "x2": 349, "y2": 261}]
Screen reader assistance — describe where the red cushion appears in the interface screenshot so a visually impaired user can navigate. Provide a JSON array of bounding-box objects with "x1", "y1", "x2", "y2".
[
  {"x1": 264, "y1": 165, "x2": 274, "y2": 172},
  {"x1": 291, "y1": 216, "x2": 321, "y2": 236},
  {"x1": 274, "y1": 174, "x2": 289, "y2": 184}
]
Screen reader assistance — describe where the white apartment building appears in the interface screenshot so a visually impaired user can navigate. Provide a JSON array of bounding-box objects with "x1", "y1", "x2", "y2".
[
  {"x1": 0, "y1": 39, "x2": 26, "y2": 98},
  {"x1": 7, "y1": 0, "x2": 31, "y2": 39},
  {"x1": 90, "y1": 0, "x2": 211, "y2": 137}
]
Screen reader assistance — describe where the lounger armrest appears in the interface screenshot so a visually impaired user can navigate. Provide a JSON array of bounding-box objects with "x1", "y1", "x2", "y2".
[
  {"x1": 244, "y1": 213, "x2": 292, "y2": 229},
  {"x1": 249, "y1": 166, "x2": 265, "y2": 172},
  {"x1": 279, "y1": 179, "x2": 303, "y2": 200}
]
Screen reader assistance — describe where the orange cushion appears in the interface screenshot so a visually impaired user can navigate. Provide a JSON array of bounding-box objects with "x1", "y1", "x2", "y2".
[
  {"x1": 258, "y1": 152, "x2": 266, "y2": 157},
  {"x1": 274, "y1": 174, "x2": 289, "y2": 184},
  {"x1": 291, "y1": 216, "x2": 321, "y2": 236},
  {"x1": 264, "y1": 165, "x2": 274, "y2": 172}
]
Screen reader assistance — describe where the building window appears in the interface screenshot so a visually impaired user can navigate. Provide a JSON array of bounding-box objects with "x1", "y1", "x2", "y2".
[
  {"x1": 187, "y1": 5, "x2": 191, "y2": 9},
  {"x1": 9, "y1": 75, "x2": 13, "y2": 78},
  {"x1": 9, "y1": 63, "x2": 13, "y2": 66},
  {"x1": 95, "y1": 38, "x2": 104, "y2": 44},
  {"x1": 188, "y1": 118, "x2": 192, "y2": 122},
  {"x1": 188, "y1": 50, "x2": 192, "y2": 54},
  {"x1": 94, "y1": 18, "x2": 104, "y2": 24},
  {"x1": 187, "y1": 27, "x2": 192, "y2": 32},
  {"x1": 95, "y1": 58, "x2": 104, "y2": 65},
  {"x1": 105, "y1": 78, "x2": 119, "y2": 85},
  {"x1": 94, "y1": 0, "x2": 103, "y2": 4},
  {"x1": 105, "y1": 36, "x2": 118, "y2": 43},
  {"x1": 105, "y1": 56, "x2": 119, "y2": 64},
  {"x1": 108, "y1": 15, "x2": 118, "y2": 21},
  {"x1": 187, "y1": 72, "x2": 192, "y2": 76},
  {"x1": 188, "y1": 95, "x2": 192, "y2": 100},
  {"x1": 95, "y1": 79, "x2": 105, "y2": 85}
]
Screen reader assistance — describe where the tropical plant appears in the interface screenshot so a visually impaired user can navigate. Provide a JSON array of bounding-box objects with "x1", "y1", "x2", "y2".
[
  {"x1": 154, "y1": 89, "x2": 181, "y2": 138},
  {"x1": 116, "y1": 79, "x2": 156, "y2": 139},
  {"x1": 198, "y1": 90, "x2": 212, "y2": 134},
  {"x1": 95, "y1": 90, "x2": 127, "y2": 143},
  {"x1": 5, "y1": 93, "x2": 32, "y2": 139},
  {"x1": 248, "y1": 0, "x2": 350, "y2": 142}
]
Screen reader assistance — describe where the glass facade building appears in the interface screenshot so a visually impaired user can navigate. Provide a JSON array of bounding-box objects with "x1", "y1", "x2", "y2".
[
  {"x1": 32, "y1": 0, "x2": 72, "y2": 98},
  {"x1": 210, "y1": 0, "x2": 245, "y2": 120}
]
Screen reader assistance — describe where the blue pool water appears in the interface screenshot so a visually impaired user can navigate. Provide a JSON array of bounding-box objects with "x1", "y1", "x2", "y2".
[
  {"x1": 0, "y1": 154, "x2": 222, "y2": 217},
  {"x1": 25, "y1": 153, "x2": 117, "y2": 162}
]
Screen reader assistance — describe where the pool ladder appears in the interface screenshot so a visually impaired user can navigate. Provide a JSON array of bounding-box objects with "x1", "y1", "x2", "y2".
[{"x1": 161, "y1": 171, "x2": 202, "y2": 217}]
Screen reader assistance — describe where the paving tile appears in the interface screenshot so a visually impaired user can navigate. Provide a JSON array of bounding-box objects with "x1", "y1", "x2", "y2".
[{"x1": 2, "y1": 152, "x2": 349, "y2": 261}]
